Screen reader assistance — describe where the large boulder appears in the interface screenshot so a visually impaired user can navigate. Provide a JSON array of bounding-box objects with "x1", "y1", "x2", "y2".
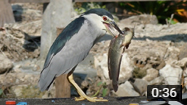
[
  {"x1": 133, "y1": 79, "x2": 147, "y2": 96},
  {"x1": 118, "y1": 14, "x2": 158, "y2": 28},
  {"x1": 143, "y1": 68, "x2": 158, "y2": 82},
  {"x1": 119, "y1": 53, "x2": 134, "y2": 83},
  {"x1": 148, "y1": 76, "x2": 164, "y2": 85},
  {"x1": 159, "y1": 64, "x2": 182, "y2": 85}
]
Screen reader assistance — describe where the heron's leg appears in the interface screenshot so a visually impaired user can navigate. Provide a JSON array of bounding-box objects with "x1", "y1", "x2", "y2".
[{"x1": 68, "y1": 74, "x2": 108, "y2": 102}]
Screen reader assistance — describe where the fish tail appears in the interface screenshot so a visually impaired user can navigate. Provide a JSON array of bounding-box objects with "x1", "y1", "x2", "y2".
[{"x1": 112, "y1": 81, "x2": 118, "y2": 92}]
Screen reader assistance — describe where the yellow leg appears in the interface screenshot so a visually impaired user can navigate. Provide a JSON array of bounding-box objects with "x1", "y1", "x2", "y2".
[{"x1": 68, "y1": 74, "x2": 108, "y2": 102}]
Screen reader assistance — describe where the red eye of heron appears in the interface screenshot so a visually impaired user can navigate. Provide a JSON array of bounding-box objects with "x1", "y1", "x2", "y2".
[{"x1": 103, "y1": 16, "x2": 107, "y2": 21}]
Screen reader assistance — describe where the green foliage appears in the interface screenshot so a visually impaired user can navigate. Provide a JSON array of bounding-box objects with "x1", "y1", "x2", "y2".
[
  {"x1": 92, "y1": 81, "x2": 108, "y2": 97},
  {"x1": 118, "y1": 1, "x2": 185, "y2": 24},
  {"x1": 166, "y1": 17, "x2": 178, "y2": 25},
  {"x1": 74, "y1": 2, "x2": 106, "y2": 15},
  {"x1": 97, "y1": 81, "x2": 103, "y2": 86},
  {"x1": 74, "y1": 1, "x2": 186, "y2": 24},
  {"x1": 102, "y1": 88, "x2": 108, "y2": 97},
  {"x1": 0, "y1": 89, "x2": 3, "y2": 97},
  {"x1": 133, "y1": 67, "x2": 147, "y2": 78}
]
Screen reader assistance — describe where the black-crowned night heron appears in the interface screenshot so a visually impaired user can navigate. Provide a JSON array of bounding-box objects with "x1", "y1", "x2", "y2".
[{"x1": 38, "y1": 8, "x2": 123, "y2": 102}]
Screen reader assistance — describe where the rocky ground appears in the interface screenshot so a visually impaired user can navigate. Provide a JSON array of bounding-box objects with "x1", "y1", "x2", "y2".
[{"x1": 0, "y1": 3, "x2": 187, "y2": 99}]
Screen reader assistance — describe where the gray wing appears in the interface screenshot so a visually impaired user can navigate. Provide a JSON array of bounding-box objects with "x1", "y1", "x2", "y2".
[
  {"x1": 43, "y1": 17, "x2": 85, "y2": 69},
  {"x1": 38, "y1": 17, "x2": 99, "y2": 91}
]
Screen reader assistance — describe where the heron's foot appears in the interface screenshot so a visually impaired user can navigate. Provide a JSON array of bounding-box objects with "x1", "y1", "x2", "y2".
[
  {"x1": 75, "y1": 96, "x2": 85, "y2": 101},
  {"x1": 75, "y1": 96, "x2": 108, "y2": 102},
  {"x1": 92, "y1": 97, "x2": 104, "y2": 99},
  {"x1": 68, "y1": 74, "x2": 108, "y2": 102}
]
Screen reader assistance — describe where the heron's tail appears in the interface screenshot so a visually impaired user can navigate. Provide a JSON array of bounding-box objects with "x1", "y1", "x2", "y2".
[{"x1": 38, "y1": 67, "x2": 56, "y2": 92}]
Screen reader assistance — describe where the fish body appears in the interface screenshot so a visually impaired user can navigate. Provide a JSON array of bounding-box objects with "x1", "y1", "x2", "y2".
[
  {"x1": 108, "y1": 27, "x2": 134, "y2": 92},
  {"x1": 108, "y1": 35, "x2": 124, "y2": 92}
]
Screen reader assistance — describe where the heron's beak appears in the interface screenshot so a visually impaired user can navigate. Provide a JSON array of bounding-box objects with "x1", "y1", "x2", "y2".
[
  {"x1": 103, "y1": 21, "x2": 123, "y2": 37},
  {"x1": 109, "y1": 21, "x2": 123, "y2": 34}
]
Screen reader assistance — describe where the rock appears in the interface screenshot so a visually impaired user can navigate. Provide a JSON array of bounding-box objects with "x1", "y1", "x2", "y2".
[
  {"x1": 183, "y1": 68, "x2": 187, "y2": 89},
  {"x1": 11, "y1": 85, "x2": 49, "y2": 98},
  {"x1": 12, "y1": 20, "x2": 42, "y2": 36},
  {"x1": 0, "y1": 54, "x2": 13, "y2": 74},
  {"x1": 130, "y1": 40, "x2": 168, "y2": 69},
  {"x1": 12, "y1": 3, "x2": 42, "y2": 22},
  {"x1": 148, "y1": 76, "x2": 164, "y2": 85},
  {"x1": 133, "y1": 58, "x2": 147, "y2": 68},
  {"x1": 11, "y1": 85, "x2": 27, "y2": 97},
  {"x1": 13, "y1": 65, "x2": 21, "y2": 73},
  {"x1": 168, "y1": 101, "x2": 183, "y2": 105},
  {"x1": 13, "y1": 58, "x2": 42, "y2": 74},
  {"x1": 95, "y1": 53, "x2": 109, "y2": 81},
  {"x1": 144, "y1": 24, "x2": 166, "y2": 32},
  {"x1": 143, "y1": 68, "x2": 158, "y2": 82},
  {"x1": 132, "y1": 79, "x2": 147, "y2": 95},
  {"x1": 119, "y1": 53, "x2": 134, "y2": 83},
  {"x1": 0, "y1": 28, "x2": 40, "y2": 61},
  {"x1": 81, "y1": 80, "x2": 89, "y2": 89},
  {"x1": 164, "y1": 46, "x2": 180, "y2": 64},
  {"x1": 113, "y1": 81, "x2": 139, "y2": 96},
  {"x1": 0, "y1": 72, "x2": 39, "y2": 86},
  {"x1": 118, "y1": 14, "x2": 158, "y2": 28},
  {"x1": 178, "y1": 43, "x2": 187, "y2": 60},
  {"x1": 174, "y1": 57, "x2": 187, "y2": 68},
  {"x1": 11, "y1": 3, "x2": 42, "y2": 36},
  {"x1": 159, "y1": 64, "x2": 182, "y2": 85},
  {"x1": 156, "y1": 60, "x2": 166, "y2": 70}
]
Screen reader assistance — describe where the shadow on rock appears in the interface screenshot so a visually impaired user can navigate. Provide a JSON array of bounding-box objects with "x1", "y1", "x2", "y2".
[
  {"x1": 134, "y1": 34, "x2": 187, "y2": 42},
  {"x1": 23, "y1": 32, "x2": 40, "y2": 52}
]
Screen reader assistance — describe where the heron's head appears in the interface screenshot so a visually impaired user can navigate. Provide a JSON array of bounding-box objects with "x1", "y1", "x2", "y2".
[{"x1": 83, "y1": 9, "x2": 123, "y2": 37}]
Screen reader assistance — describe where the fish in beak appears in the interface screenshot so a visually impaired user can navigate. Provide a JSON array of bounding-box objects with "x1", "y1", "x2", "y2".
[
  {"x1": 108, "y1": 27, "x2": 134, "y2": 92},
  {"x1": 103, "y1": 20, "x2": 123, "y2": 37}
]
